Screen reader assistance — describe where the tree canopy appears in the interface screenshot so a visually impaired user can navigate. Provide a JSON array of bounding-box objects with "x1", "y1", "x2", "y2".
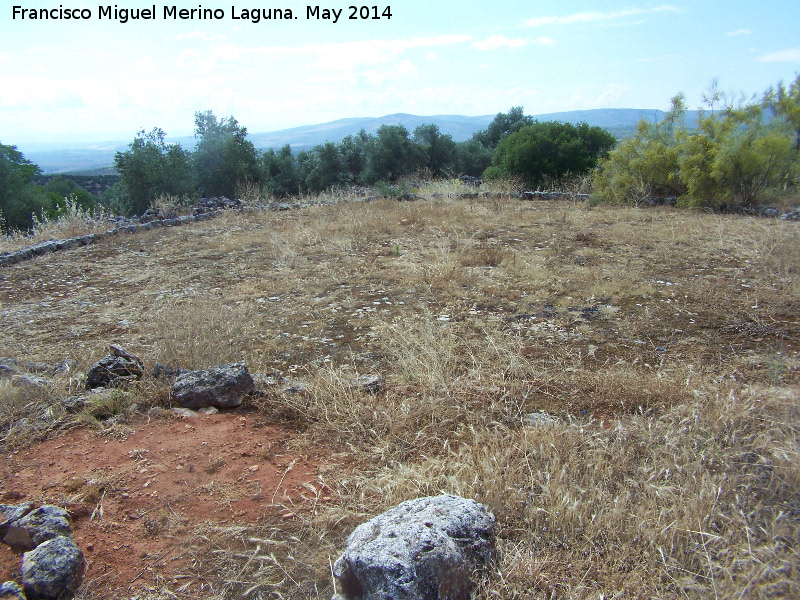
[
  {"x1": 0, "y1": 142, "x2": 47, "y2": 232},
  {"x1": 192, "y1": 111, "x2": 261, "y2": 198},
  {"x1": 486, "y1": 121, "x2": 616, "y2": 186},
  {"x1": 114, "y1": 128, "x2": 194, "y2": 215}
]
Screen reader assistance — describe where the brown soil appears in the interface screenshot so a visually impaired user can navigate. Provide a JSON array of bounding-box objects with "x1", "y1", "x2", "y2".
[{"x1": 1, "y1": 412, "x2": 327, "y2": 597}]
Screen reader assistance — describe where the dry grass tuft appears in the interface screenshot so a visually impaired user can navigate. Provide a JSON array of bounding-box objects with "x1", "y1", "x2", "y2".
[{"x1": 0, "y1": 195, "x2": 111, "y2": 253}]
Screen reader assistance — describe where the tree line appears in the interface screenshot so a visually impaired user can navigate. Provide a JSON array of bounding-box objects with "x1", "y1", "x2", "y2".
[
  {"x1": 1, "y1": 107, "x2": 615, "y2": 232},
  {"x1": 110, "y1": 107, "x2": 615, "y2": 216}
]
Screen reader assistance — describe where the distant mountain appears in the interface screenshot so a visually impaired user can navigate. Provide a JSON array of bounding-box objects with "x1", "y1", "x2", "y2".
[
  {"x1": 17, "y1": 109, "x2": 700, "y2": 174},
  {"x1": 246, "y1": 113, "x2": 497, "y2": 150}
]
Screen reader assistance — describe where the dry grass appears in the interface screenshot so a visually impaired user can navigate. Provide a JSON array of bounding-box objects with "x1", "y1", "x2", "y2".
[
  {"x1": 0, "y1": 195, "x2": 111, "y2": 254},
  {"x1": 1, "y1": 192, "x2": 799, "y2": 598}
]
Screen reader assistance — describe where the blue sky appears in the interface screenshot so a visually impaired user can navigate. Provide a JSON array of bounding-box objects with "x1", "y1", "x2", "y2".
[{"x1": 1, "y1": 1, "x2": 799, "y2": 142}]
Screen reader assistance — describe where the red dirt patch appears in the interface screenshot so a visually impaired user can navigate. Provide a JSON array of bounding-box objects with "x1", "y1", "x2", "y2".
[{"x1": 1, "y1": 412, "x2": 327, "y2": 597}]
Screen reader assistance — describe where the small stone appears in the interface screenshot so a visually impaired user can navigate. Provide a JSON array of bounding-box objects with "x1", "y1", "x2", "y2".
[
  {"x1": 85, "y1": 354, "x2": 143, "y2": 390},
  {"x1": 352, "y1": 374, "x2": 384, "y2": 394},
  {"x1": 2, "y1": 526, "x2": 34, "y2": 550},
  {"x1": 170, "y1": 408, "x2": 199, "y2": 419},
  {"x1": 1, "y1": 502, "x2": 35, "y2": 532},
  {"x1": 10, "y1": 374, "x2": 52, "y2": 391},
  {"x1": 523, "y1": 412, "x2": 559, "y2": 427}
]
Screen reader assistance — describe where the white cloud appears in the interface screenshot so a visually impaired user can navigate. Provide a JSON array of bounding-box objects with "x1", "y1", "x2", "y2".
[
  {"x1": 727, "y1": 29, "x2": 751, "y2": 36},
  {"x1": 757, "y1": 48, "x2": 800, "y2": 62},
  {"x1": 425, "y1": 52, "x2": 438, "y2": 60},
  {"x1": 523, "y1": 6, "x2": 681, "y2": 27},
  {"x1": 535, "y1": 37, "x2": 557, "y2": 46},
  {"x1": 472, "y1": 35, "x2": 527, "y2": 50}
]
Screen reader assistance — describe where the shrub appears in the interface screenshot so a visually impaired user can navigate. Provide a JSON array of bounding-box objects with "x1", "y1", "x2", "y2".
[{"x1": 487, "y1": 121, "x2": 616, "y2": 188}]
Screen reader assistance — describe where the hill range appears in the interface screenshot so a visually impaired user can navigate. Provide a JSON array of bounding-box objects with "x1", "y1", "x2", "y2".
[{"x1": 16, "y1": 108, "x2": 700, "y2": 174}]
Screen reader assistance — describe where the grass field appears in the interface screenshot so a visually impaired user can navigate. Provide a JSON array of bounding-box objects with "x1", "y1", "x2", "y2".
[{"x1": 1, "y1": 190, "x2": 799, "y2": 599}]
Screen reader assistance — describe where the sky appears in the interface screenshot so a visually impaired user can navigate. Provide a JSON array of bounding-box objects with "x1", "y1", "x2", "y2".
[{"x1": 1, "y1": 1, "x2": 799, "y2": 143}]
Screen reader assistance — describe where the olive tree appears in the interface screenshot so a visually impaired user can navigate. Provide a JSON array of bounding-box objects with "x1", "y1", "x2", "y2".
[
  {"x1": 192, "y1": 111, "x2": 260, "y2": 198},
  {"x1": 114, "y1": 128, "x2": 194, "y2": 216}
]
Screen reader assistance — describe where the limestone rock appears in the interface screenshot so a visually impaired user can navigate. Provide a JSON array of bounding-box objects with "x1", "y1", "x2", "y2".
[
  {"x1": 332, "y1": 494, "x2": 495, "y2": 600},
  {"x1": 60, "y1": 396, "x2": 87, "y2": 414},
  {"x1": 85, "y1": 346, "x2": 144, "y2": 390},
  {"x1": 0, "y1": 503, "x2": 35, "y2": 540},
  {"x1": 9, "y1": 374, "x2": 52, "y2": 392},
  {"x1": 21, "y1": 536, "x2": 84, "y2": 599},
  {"x1": 12, "y1": 506, "x2": 72, "y2": 547},
  {"x1": 152, "y1": 362, "x2": 185, "y2": 380},
  {"x1": 0, "y1": 358, "x2": 19, "y2": 378},
  {"x1": 3, "y1": 526, "x2": 33, "y2": 550},
  {"x1": 172, "y1": 363, "x2": 254, "y2": 409},
  {"x1": 523, "y1": 412, "x2": 559, "y2": 427},
  {"x1": 352, "y1": 375, "x2": 384, "y2": 394},
  {"x1": 0, "y1": 581, "x2": 26, "y2": 600},
  {"x1": 1, "y1": 503, "x2": 35, "y2": 527}
]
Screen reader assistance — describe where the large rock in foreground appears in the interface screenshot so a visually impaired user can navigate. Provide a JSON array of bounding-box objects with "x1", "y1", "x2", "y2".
[
  {"x1": 172, "y1": 363, "x2": 254, "y2": 409},
  {"x1": 332, "y1": 494, "x2": 495, "y2": 600},
  {"x1": 21, "y1": 536, "x2": 84, "y2": 599}
]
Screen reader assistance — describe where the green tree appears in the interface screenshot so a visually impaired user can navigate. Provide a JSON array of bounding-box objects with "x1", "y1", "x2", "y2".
[
  {"x1": 339, "y1": 129, "x2": 372, "y2": 184},
  {"x1": 763, "y1": 73, "x2": 800, "y2": 152},
  {"x1": 260, "y1": 145, "x2": 300, "y2": 197},
  {"x1": 362, "y1": 125, "x2": 421, "y2": 184},
  {"x1": 42, "y1": 176, "x2": 95, "y2": 213},
  {"x1": 474, "y1": 106, "x2": 534, "y2": 149},
  {"x1": 114, "y1": 128, "x2": 194, "y2": 215},
  {"x1": 710, "y1": 106, "x2": 793, "y2": 207},
  {"x1": 488, "y1": 121, "x2": 616, "y2": 187},
  {"x1": 455, "y1": 138, "x2": 493, "y2": 177},
  {"x1": 192, "y1": 111, "x2": 260, "y2": 198},
  {"x1": 594, "y1": 95, "x2": 687, "y2": 203},
  {"x1": 677, "y1": 113, "x2": 723, "y2": 205},
  {"x1": 413, "y1": 124, "x2": 458, "y2": 177},
  {"x1": 0, "y1": 142, "x2": 49, "y2": 232},
  {"x1": 597, "y1": 85, "x2": 798, "y2": 207},
  {"x1": 301, "y1": 142, "x2": 345, "y2": 193}
]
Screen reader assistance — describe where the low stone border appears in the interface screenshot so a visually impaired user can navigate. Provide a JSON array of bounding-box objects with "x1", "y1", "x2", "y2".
[
  {"x1": 0, "y1": 234, "x2": 101, "y2": 267},
  {"x1": 0, "y1": 210, "x2": 225, "y2": 268}
]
